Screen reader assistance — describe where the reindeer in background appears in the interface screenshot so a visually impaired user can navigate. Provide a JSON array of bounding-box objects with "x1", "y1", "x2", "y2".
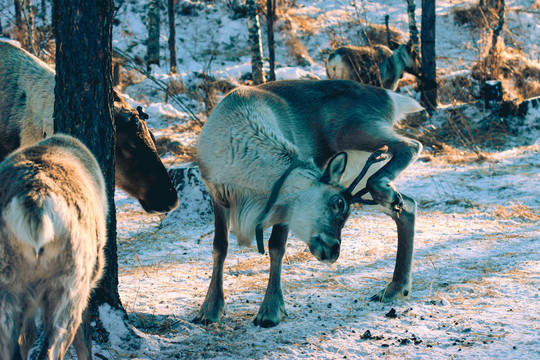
[{"x1": 326, "y1": 40, "x2": 423, "y2": 90}]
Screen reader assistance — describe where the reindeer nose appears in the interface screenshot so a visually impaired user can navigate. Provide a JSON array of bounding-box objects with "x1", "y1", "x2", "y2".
[{"x1": 309, "y1": 236, "x2": 341, "y2": 264}]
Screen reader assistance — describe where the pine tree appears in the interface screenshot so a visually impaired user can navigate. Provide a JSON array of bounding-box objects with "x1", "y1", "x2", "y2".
[
  {"x1": 53, "y1": 0, "x2": 120, "y2": 351},
  {"x1": 147, "y1": 0, "x2": 161, "y2": 71},
  {"x1": 168, "y1": 0, "x2": 177, "y2": 73},
  {"x1": 421, "y1": 0, "x2": 437, "y2": 111}
]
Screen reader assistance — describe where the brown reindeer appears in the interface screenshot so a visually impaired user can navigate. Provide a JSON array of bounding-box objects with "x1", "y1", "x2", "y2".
[
  {"x1": 325, "y1": 40, "x2": 423, "y2": 90},
  {"x1": 0, "y1": 40, "x2": 178, "y2": 214},
  {"x1": 0, "y1": 134, "x2": 107, "y2": 360}
]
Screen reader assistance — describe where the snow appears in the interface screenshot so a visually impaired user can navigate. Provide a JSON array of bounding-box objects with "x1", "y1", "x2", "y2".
[{"x1": 2, "y1": 0, "x2": 538, "y2": 358}]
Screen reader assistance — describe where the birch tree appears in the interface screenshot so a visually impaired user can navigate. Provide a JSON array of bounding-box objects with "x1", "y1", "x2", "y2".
[
  {"x1": 405, "y1": 0, "x2": 419, "y2": 48},
  {"x1": 247, "y1": 0, "x2": 265, "y2": 85}
]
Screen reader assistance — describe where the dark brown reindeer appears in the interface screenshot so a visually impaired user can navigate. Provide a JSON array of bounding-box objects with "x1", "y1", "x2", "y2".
[
  {"x1": 0, "y1": 135, "x2": 107, "y2": 360},
  {"x1": 195, "y1": 80, "x2": 423, "y2": 327},
  {"x1": 0, "y1": 40, "x2": 178, "y2": 214},
  {"x1": 325, "y1": 40, "x2": 426, "y2": 90}
]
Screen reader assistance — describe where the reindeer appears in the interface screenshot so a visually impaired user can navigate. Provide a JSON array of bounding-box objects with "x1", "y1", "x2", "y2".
[
  {"x1": 325, "y1": 40, "x2": 424, "y2": 91},
  {"x1": 194, "y1": 79, "x2": 423, "y2": 327},
  {"x1": 0, "y1": 134, "x2": 107, "y2": 360},
  {"x1": 0, "y1": 40, "x2": 178, "y2": 214}
]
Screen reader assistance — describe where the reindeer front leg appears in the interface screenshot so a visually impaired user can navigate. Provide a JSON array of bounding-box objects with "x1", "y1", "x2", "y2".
[
  {"x1": 193, "y1": 200, "x2": 230, "y2": 324},
  {"x1": 372, "y1": 193, "x2": 416, "y2": 301},
  {"x1": 366, "y1": 138, "x2": 421, "y2": 302},
  {"x1": 253, "y1": 224, "x2": 289, "y2": 327}
]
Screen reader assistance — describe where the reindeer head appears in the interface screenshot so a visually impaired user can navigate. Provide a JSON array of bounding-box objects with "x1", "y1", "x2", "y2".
[
  {"x1": 278, "y1": 153, "x2": 351, "y2": 264},
  {"x1": 401, "y1": 40, "x2": 422, "y2": 77},
  {"x1": 113, "y1": 93, "x2": 178, "y2": 214}
]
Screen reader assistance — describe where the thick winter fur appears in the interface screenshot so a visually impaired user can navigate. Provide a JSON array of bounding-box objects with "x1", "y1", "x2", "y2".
[
  {"x1": 326, "y1": 41, "x2": 421, "y2": 90},
  {"x1": 0, "y1": 134, "x2": 107, "y2": 360},
  {"x1": 195, "y1": 80, "x2": 423, "y2": 328},
  {"x1": 0, "y1": 40, "x2": 178, "y2": 214}
]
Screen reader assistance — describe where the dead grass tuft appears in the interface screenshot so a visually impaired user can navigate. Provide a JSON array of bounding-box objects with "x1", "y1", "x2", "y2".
[
  {"x1": 437, "y1": 75, "x2": 477, "y2": 105},
  {"x1": 154, "y1": 136, "x2": 197, "y2": 163},
  {"x1": 452, "y1": 4, "x2": 499, "y2": 30},
  {"x1": 472, "y1": 47, "x2": 540, "y2": 102},
  {"x1": 400, "y1": 106, "x2": 509, "y2": 152},
  {"x1": 192, "y1": 73, "x2": 237, "y2": 116},
  {"x1": 491, "y1": 204, "x2": 540, "y2": 222}
]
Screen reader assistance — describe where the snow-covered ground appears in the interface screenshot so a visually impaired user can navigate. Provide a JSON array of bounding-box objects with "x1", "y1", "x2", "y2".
[
  {"x1": 105, "y1": 143, "x2": 540, "y2": 360},
  {"x1": 2, "y1": 0, "x2": 538, "y2": 358}
]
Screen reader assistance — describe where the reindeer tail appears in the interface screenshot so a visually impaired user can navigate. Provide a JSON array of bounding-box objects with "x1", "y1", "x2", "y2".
[
  {"x1": 387, "y1": 91, "x2": 424, "y2": 123},
  {"x1": 3, "y1": 195, "x2": 67, "y2": 256}
]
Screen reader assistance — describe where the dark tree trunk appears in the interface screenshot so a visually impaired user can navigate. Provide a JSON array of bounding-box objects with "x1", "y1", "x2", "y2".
[
  {"x1": 421, "y1": 0, "x2": 437, "y2": 111},
  {"x1": 147, "y1": 0, "x2": 160, "y2": 71},
  {"x1": 53, "y1": 0, "x2": 121, "y2": 350},
  {"x1": 266, "y1": 0, "x2": 275, "y2": 81},
  {"x1": 168, "y1": 0, "x2": 177, "y2": 74},
  {"x1": 14, "y1": 0, "x2": 23, "y2": 31},
  {"x1": 247, "y1": 0, "x2": 265, "y2": 85}
]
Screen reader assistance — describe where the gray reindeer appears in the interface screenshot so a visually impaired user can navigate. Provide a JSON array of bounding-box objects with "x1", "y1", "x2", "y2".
[
  {"x1": 0, "y1": 135, "x2": 108, "y2": 359},
  {"x1": 194, "y1": 80, "x2": 423, "y2": 327}
]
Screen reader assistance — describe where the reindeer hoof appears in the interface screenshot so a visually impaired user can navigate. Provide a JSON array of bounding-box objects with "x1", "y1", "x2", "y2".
[
  {"x1": 370, "y1": 281, "x2": 411, "y2": 303},
  {"x1": 192, "y1": 299, "x2": 225, "y2": 325},
  {"x1": 253, "y1": 301, "x2": 287, "y2": 328}
]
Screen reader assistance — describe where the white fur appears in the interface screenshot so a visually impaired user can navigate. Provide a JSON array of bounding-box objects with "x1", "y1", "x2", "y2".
[
  {"x1": 3, "y1": 195, "x2": 70, "y2": 256},
  {"x1": 387, "y1": 91, "x2": 424, "y2": 123}
]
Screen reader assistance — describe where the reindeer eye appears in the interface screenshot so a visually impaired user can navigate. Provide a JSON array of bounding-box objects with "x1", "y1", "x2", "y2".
[{"x1": 333, "y1": 196, "x2": 346, "y2": 215}]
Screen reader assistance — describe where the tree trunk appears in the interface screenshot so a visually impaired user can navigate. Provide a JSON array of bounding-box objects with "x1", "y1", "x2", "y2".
[
  {"x1": 53, "y1": 0, "x2": 121, "y2": 350},
  {"x1": 22, "y1": 0, "x2": 36, "y2": 54},
  {"x1": 147, "y1": 0, "x2": 160, "y2": 71},
  {"x1": 14, "y1": 0, "x2": 23, "y2": 32},
  {"x1": 405, "y1": 0, "x2": 420, "y2": 48},
  {"x1": 421, "y1": 0, "x2": 437, "y2": 111},
  {"x1": 247, "y1": 0, "x2": 265, "y2": 85},
  {"x1": 266, "y1": 0, "x2": 276, "y2": 81},
  {"x1": 168, "y1": 0, "x2": 177, "y2": 74}
]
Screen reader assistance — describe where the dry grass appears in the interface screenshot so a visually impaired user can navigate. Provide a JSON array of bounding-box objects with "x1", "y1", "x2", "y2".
[
  {"x1": 437, "y1": 74, "x2": 477, "y2": 105},
  {"x1": 452, "y1": 4, "x2": 500, "y2": 30},
  {"x1": 472, "y1": 47, "x2": 540, "y2": 101},
  {"x1": 154, "y1": 136, "x2": 197, "y2": 163},
  {"x1": 192, "y1": 73, "x2": 237, "y2": 115},
  {"x1": 400, "y1": 106, "x2": 510, "y2": 153},
  {"x1": 491, "y1": 204, "x2": 540, "y2": 222}
]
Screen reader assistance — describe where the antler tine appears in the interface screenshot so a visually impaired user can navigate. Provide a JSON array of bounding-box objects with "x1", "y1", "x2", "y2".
[{"x1": 346, "y1": 146, "x2": 389, "y2": 195}]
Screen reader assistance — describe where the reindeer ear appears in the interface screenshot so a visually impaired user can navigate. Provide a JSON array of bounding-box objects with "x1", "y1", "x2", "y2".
[{"x1": 321, "y1": 152, "x2": 347, "y2": 185}]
